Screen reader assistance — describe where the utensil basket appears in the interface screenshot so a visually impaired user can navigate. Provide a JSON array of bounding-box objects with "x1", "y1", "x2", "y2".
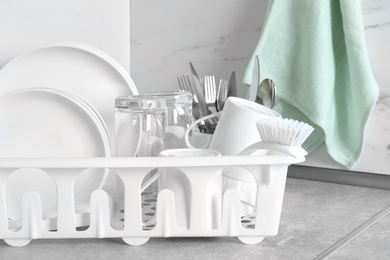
[{"x1": 0, "y1": 154, "x2": 304, "y2": 247}]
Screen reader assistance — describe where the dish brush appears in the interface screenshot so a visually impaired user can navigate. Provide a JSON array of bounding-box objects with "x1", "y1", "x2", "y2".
[{"x1": 239, "y1": 117, "x2": 314, "y2": 157}]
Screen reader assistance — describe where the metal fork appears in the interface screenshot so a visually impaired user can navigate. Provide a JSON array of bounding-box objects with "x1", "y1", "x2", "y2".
[
  {"x1": 177, "y1": 74, "x2": 192, "y2": 94},
  {"x1": 177, "y1": 74, "x2": 213, "y2": 133},
  {"x1": 204, "y1": 75, "x2": 217, "y2": 113},
  {"x1": 177, "y1": 74, "x2": 201, "y2": 119}
]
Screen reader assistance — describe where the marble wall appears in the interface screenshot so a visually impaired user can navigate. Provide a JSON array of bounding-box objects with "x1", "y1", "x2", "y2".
[
  {"x1": 130, "y1": 0, "x2": 267, "y2": 96},
  {"x1": 131, "y1": 0, "x2": 390, "y2": 175}
]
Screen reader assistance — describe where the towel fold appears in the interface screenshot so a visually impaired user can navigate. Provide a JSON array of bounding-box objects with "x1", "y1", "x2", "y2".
[{"x1": 244, "y1": 0, "x2": 379, "y2": 169}]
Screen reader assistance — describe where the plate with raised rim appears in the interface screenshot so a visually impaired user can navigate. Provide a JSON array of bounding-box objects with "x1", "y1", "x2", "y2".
[
  {"x1": 0, "y1": 42, "x2": 138, "y2": 152},
  {"x1": 0, "y1": 88, "x2": 111, "y2": 220}
]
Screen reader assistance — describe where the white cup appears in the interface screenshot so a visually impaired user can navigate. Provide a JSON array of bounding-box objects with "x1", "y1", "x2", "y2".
[
  {"x1": 185, "y1": 97, "x2": 281, "y2": 215},
  {"x1": 159, "y1": 148, "x2": 222, "y2": 230}
]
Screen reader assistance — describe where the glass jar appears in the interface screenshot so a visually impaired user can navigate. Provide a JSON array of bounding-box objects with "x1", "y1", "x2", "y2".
[
  {"x1": 144, "y1": 90, "x2": 192, "y2": 149},
  {"x1": 115, "y1": 95, "x2": 166, "y2": 157}
]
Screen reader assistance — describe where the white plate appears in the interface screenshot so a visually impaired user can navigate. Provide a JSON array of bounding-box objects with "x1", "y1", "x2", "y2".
[
  {"x1": 0, "y1": 43, "x2": 138, "y2": 151},
  {"x1": 0, "y1": 88, "x2": 111, "y2": 220}
]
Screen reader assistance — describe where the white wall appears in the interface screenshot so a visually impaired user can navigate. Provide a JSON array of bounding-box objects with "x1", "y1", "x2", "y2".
[{"x1": 0, "y1": 0, "x2": 131, "y2": 72}]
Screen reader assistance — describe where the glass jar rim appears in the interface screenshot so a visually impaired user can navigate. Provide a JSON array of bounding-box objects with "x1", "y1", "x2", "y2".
[
  {"x1": 144, "y1": 90, "x2": 192, "y2": 105},
  {"x1": 115, "y1": 95, "x2": 166, "y2": 111}
]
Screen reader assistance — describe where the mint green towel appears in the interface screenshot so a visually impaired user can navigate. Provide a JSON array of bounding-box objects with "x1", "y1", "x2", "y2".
[{"x1": 244, "y1": 0, "x2": 379, "y2": 169}]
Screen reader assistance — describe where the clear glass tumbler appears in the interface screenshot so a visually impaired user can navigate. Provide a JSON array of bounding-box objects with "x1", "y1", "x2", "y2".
[
  {"x1": 144, "y1": 90, "x2": 193, "y2": 149},
  {"x1": 115, "y1": 95, "x2": 166, "y2": 157}
]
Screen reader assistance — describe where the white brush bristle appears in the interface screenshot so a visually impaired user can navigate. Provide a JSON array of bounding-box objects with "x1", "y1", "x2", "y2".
[{"x1": 256, "y1": 117, "x2": 314, "y2": 147}]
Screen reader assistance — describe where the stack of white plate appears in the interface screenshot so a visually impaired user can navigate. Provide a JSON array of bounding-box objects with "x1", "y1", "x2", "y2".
[{"x1": 0, "y1": 43, "x2": 138, "y2": 226}]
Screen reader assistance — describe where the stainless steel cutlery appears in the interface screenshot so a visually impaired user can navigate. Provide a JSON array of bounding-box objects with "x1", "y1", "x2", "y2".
[
  {"x1": 248, "y1": 55, "x2": 277, "y2": 108},
  {"x1": 257, "y1": 78, "x2": 277, "y2": 108},
  {"x1": 248, "y1": 55, "x2": 260, "y2": 102},
  {"x1": 204, "y1": 75, "x2": 217, "y2": 114},
  {"x1": 216, "y1": 78, "x2": 228, "y2": 112},
  {"x1": 177, "y1": 62, "x2": 237, "y2": 134},
  {"x1": 177, "y1": 79, "x2": 213, "y2": 133},
  {"x1": 227, "y1": 71, "x2": 237, "y2": 99},
  {"x1": 189, "y1": 62, "x2": 209, "y2": 119}
]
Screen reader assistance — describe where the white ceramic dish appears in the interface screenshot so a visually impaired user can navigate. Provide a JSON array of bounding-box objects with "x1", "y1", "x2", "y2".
[
  {"x1": 0, "y1": 43, "x2": 138, "y2": 151},
  {"x1": 0, "y1": 88, "x2": 111, "y2": 220}
]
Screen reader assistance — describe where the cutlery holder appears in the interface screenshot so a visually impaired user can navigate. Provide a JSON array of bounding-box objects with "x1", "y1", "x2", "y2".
[{"x1": 0, "y1": 153, "x2": 304, "y2": 247}]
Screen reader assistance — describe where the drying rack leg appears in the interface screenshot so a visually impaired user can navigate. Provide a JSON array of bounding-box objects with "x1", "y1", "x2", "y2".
[
  {"x1": 238, "y1": 236, "x2": 265, "y2": 245},
  {"x1": 122, "y1": 237, "x2": 150, "y2": 246}
]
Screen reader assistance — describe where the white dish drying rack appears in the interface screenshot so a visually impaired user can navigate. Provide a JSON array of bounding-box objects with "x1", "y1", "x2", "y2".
[{"x1": 0, "y1": 153, "x2": 304, "y2": 247}]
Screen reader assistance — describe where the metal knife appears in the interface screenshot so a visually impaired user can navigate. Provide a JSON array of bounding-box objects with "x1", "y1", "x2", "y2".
[
  {"x1": 248, "y1": 55, "x2": 260, "y2": 101},
  {"x1": 189, "y1": 62, "x2": 214, "y2": 133},
  {"x1": 227, "y1": 71, "x2": 237, "y2": 98},
  {"x1": 189, "y1": 62, "x2": 208, "y2": 117}
]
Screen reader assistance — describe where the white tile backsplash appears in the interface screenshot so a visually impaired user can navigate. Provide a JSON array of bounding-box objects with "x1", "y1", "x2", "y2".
[{"x1": 131, "y1": 0, "x2": 390, "y2": 175}]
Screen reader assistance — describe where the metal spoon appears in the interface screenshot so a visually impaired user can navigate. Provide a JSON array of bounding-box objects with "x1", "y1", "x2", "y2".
[
  {"x1": 269, "y1": 79, "x2": 276, "y2": 108},
  {"x1": 255, "y1": 78, "x2": 276, "y2": 108}
]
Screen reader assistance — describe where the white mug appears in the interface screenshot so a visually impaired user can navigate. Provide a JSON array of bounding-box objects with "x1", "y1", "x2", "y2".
[
  {"x1": 159, "y1": 148, "x2": 222, "y2": 230},
  {"x1": 185, "y1": 97, "x2": 280, "y2": 215}
]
